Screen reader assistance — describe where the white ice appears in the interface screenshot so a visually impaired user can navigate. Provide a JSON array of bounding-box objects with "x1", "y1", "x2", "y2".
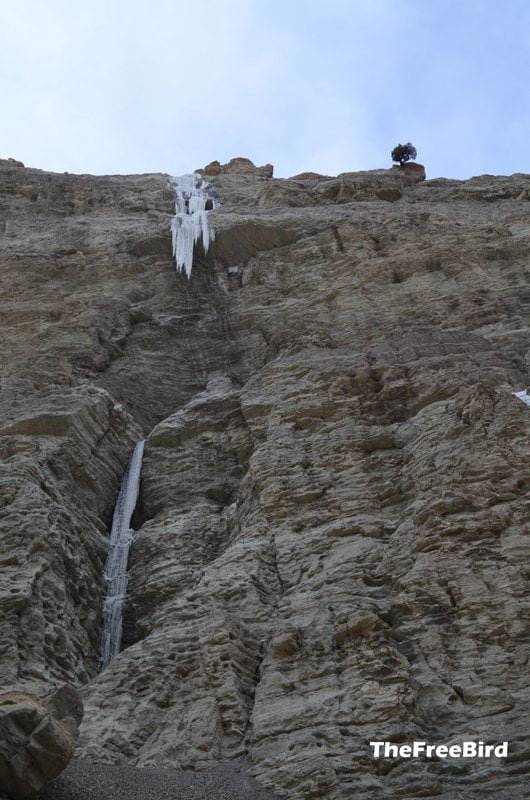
[
  {"x1": 513, "y1": 389, "x2": 530, "y2": 407},
  {"x1": 170, "y1": 173, "x2": 217, "y2": 278},
  {"x1": 100, "y1": 440, "x2": 144, "y2": 670}
]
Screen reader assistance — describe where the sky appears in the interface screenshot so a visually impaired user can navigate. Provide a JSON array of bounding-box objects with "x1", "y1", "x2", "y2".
[{"x1": 1, "y1": 0, "x2": 529, "y2": 180}]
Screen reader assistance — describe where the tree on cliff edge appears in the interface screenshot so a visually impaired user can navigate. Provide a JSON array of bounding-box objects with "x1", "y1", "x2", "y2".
[{"x1": 391, "y1": 143, "x2": 417, "y2": 166}]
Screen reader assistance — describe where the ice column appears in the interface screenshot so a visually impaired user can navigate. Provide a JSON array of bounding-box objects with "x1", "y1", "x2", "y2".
[
  {"x1": 100, "y1": 440, "x2": 144, "y2": 670},
  {"x1": 513, "y1": 389, "x2": 530, "y2": 407},
  {"x1": 170, "y1": 173, "x2": 217, "y2": 278}
]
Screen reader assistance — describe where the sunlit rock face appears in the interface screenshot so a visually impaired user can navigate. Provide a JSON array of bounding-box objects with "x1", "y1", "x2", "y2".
[
  {"x1": 197, "y1": 157, "x2": 274, "y2": 178},
  {"x1": 1, "y1": 159, "x2": 529, "y2": 799}
]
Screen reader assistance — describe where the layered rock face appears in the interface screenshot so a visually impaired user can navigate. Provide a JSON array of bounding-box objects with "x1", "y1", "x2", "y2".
[
  {"x1": 0, "y1": 164, "x2": 237, "y2": 687},
  {"x1": 1, "y1": 158, "x2": 529, "y2": 798}
]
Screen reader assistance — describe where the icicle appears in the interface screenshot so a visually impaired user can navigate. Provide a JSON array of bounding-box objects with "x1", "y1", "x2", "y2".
[
  {"x1": 170, "y1": 173, "x2": 217, "y2": 278},
  {"x1": 100, "y1": 440, "x2": 144, "y2": 670},
  {"x1": 513, "y1": 389, "x2": 530, "y2": 407}
]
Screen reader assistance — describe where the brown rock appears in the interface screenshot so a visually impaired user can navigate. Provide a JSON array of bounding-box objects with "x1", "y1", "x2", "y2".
[
  {"x1": 198, "y1": 160, "x2": 222, "y2": 176},
  {"x1": 1, "y1": 158, "x2": 529, "y2": 799},
  {"x1": 0, "y1": 685, "x2": 82, "y2": 798},
  {"x1": 391, "y1": 160, "x2": 426, "y2": 180},
  {"x1": 197, "y1": 157, "x2": 273, "y2": 178}
]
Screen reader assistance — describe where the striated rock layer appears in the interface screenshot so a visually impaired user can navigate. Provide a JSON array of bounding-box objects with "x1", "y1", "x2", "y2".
[{"x1": 0, "y1": 159, "x2": 529, "y2": 798}]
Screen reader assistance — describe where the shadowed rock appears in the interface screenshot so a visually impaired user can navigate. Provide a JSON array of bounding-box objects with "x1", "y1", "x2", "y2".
[{"x1": 0, "y1": 685, "x2": 83, "y2": 798}]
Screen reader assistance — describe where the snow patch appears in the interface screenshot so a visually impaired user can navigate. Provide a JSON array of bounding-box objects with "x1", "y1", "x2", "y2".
[{"x1": 513, "y1": 389, "x2": 530, "y2": 407}]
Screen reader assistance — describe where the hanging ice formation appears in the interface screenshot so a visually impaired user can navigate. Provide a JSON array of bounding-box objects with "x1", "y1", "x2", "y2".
[
  {"x1": 513, "y1": 389, "x2": 530, "y2": 407},
  {"x1": 100, "y1": 440, "x2": 144, "y2": 670},
  {"x1": 170, "y1": 173, "x2": 217, "y2": 278}
]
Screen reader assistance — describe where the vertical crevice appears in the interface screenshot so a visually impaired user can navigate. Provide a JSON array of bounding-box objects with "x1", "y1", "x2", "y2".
[{"x1": 99, "y1": 440, "x2": 144, "y2": 670}]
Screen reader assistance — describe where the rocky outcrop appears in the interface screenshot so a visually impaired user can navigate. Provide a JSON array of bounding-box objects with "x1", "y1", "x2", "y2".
[
  {"x1": 391, "y1": 161, "x2": 426, "y2": 180},
  {"x1": 1, "y1": 159, "x2": 529, "y2": 798},
  {"x1": 0, "y1": 685, "x2": 82, "y2": 798},
  {"x1": 198, "y1": 157, "x2": 274, "y2": 178},
  {"x1": 0, "y1": 158, "x2": 24, "y2": 168}
]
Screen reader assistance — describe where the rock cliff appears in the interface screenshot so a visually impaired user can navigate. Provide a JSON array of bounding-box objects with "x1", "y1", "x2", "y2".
[{"x1": 0, "y1": 158, "x2": 529, "y2": 798}]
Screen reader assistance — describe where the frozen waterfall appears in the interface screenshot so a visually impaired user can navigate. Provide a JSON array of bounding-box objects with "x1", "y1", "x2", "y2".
[
  {"x1": 170, "y1": 173, "x2": 217, "y2": 278},
  {"x1": 100, "y1": 440, "x2": 144, "y2": 670},
  {"x1": 513, "y1": 389, "x2": 530, "y2": 407}
]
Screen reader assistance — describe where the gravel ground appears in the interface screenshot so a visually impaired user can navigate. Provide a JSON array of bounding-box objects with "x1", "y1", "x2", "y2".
[{"x1": 38, "y1": 759, "x2": 282, "y2": 800}]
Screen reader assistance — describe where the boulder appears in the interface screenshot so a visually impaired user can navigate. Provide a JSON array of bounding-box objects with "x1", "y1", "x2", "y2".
[
  {"x1": 391, "y1": 160, "x2": 426, "y2": 180},
  {"x1": 0, "y1": 685, "x2": 82, "y2": 799}
]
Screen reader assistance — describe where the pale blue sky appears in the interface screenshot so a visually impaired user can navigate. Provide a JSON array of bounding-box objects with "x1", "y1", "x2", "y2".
[{"x1": 1, "y1": 0, "x2": 529, "y2": 179}]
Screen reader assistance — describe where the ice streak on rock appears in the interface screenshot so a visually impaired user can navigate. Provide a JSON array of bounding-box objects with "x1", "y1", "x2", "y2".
[
  {"x1": 513, "y1": 389, "x2": 530, "y2": 407},
  {"x1": 100, "y1": 440, "x2": 144, "y2": 669}
]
